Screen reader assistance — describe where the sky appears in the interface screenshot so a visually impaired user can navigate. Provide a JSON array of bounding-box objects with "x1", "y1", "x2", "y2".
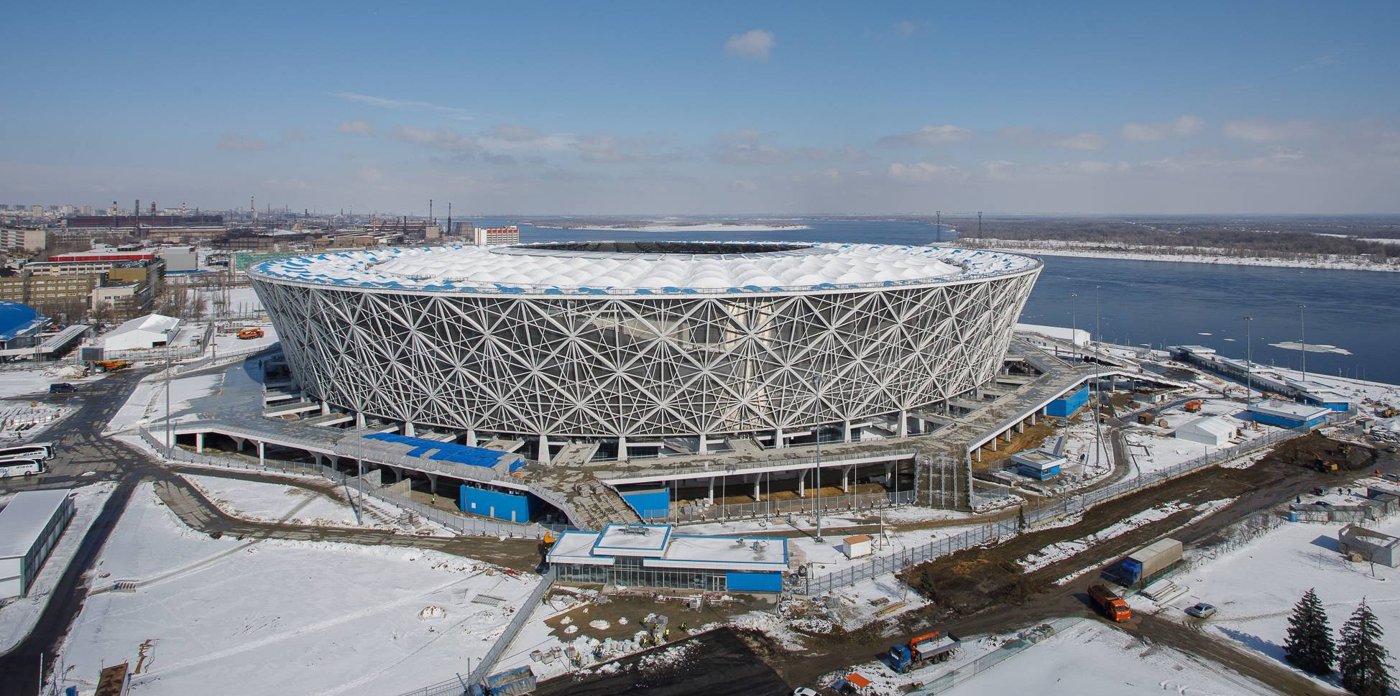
[{"x1": 2, "y1": 1, "x2": 1398, "y2": 216}]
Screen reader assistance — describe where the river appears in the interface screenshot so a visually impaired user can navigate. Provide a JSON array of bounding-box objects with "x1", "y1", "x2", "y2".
[{"x1": 475, "y1": 217, "x2": 1400, "y2": 385}]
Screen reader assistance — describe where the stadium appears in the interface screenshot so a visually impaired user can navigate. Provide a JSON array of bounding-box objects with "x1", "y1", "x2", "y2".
[{"x1": 249, "y1": 241, "x2": 1041, "y2": 464}]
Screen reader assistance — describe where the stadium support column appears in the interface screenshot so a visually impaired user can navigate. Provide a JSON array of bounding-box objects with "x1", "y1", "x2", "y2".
[
  {"x1": 753, "y1": 475, "x2": 761, "y2": 501},
  {"x1": 698, "y1": 434, "x2": 708, "y2": 455},
  {"x1": 798, "y1": 469, "x2": 806, "y2": 498},
  {"x1": 257, "y1": 441, "x2": 265, "y2": 466},
  {"x1": 617, "y1": 436, "x2": 628, "y2": 462},
  {"x1": 465, "y1": 428, "x2": 476, "y2": 446},
  {"x1": 774, "y1": 427, "x2": 785, "y2": 448},
  {"x1": 404, "y1": 422, "x2": 416, "y2": 437},
  {"x1": 355, "y1": 412, "x2": 366, "y2": 428},
  {"x1": 898, "y1": 409, "x2": 908, "y2": 438},
  {"x1": 843, "y1": 420, "x2": 852, "y2": 443},
  {"x1": 841, "y1": 466, "x2": 850, "y2": 493},
  {"x1": 195, "y1": 432, "x2": 204, "y2": 453},
  {"x1": 538, "y1": 434, "x2": 551, "y2": 464},
  {"x1": 707, "y1": 477, "x2": 715, "y2": 504}
]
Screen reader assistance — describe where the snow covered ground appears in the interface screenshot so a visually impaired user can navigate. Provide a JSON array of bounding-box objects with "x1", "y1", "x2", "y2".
[
  {"x1": 1150, "y1": 515, "x2": 1400, "y2": 682},
  {"x1": 53, "y1": 483, "x2": 540, "y2": 696},
  {"x1": 181, "y1": 474, "x2": 362, "y2": 527},
  {"x1": 939, "y1": 619, "x2": 1276, "y2": 696},
  {"x1": 0, "y1": 364, "x2": 97, "y2": 400},
  {"x1": 0, "y1": 483, "x2": 115, "y2": 654}
]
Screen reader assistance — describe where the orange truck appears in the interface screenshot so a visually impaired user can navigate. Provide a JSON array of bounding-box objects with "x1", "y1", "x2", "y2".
[
  {"x1": 1089, "y1": 584, "x2": 1132, "y2": 622},
  {"x1": 236, "y1": 327, "x2": 265, "y2": 340},
  {"x1": 1183, "y1": 400, "x2": 1203, "y2": 413}
]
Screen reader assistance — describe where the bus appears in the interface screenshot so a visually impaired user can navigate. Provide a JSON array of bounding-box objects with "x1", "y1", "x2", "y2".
[
  {"x1": 0, "y1": 442, "x2": 55, "y2": 462},
  {"x1": 0, "y1": 459, "x2": 42, "y2": 477}
]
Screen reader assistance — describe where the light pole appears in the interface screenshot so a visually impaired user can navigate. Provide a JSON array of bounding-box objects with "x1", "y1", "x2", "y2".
[
  {"x1": 164, "y1": 343, "x2": 172, "y2": 454},
  {"x1": 1299, "y1": 304, "x2": 1308, "y2": 384},
  {"x1": 1070, "y1": 292, "x2": 1079, "y2": 359},
  {"x1": 810, "y1": 375, "x2": 825, "y2": 544},
  {"x1": 1244, "y1": 315, "x2": 1254, "y2": 403}
]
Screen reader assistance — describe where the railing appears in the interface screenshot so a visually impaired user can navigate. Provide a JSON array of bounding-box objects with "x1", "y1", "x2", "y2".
[
  {"x1": 138, "y1": 427, "x2": 556, "y2": 539},
  {"x1": 601, "y1": 448, "x2": 919, "y2": 483},
  {"x1": 799, "y1": 426, "x2": 1307, "y2": 594},
  {"x1": 397, "y1": 566, "x2": 558, "y2": 696},
  {"x1": 665, "y1": 489, "x2": 918, "y2": 524}
]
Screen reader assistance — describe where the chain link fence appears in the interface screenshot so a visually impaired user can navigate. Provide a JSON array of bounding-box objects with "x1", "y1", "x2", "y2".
[
  {"x1": 799, "y1": 426, "x2": 1308, "y2": 595},
  {"x1": 669, "y1": 489, "x2": 918, "y2": 524}
]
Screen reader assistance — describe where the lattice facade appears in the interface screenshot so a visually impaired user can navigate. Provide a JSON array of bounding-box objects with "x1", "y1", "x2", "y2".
[{"x1": 251, "y1": 260, "x2": 1040, "y2": 443}]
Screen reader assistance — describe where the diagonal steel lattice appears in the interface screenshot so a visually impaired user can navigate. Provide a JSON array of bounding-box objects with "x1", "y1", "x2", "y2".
[{"x1": 251, "y1": 267, "x2": 1039, "y2": 442}]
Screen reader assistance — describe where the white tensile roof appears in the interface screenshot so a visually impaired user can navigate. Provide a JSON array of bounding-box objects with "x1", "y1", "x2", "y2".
[
  {"x1": 0, "y1": 489, "x2": 71, "y2": 559},
  {"x1": 249, "y1": 242, "x2": 1039, "y2": 297},
  {"x1": 100, "y1": 314, "x2": 180, "y2": 349}
]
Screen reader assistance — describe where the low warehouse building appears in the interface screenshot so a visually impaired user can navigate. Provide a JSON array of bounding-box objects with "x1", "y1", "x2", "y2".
[
  {"x1": 1339, "y1": 525, "x2": 1399, "y2": 567},
  {"x1": 1248, "y1": 399, "x2": 1330, "y2": 430},
  {"x1": 0, "y1": 488, "x2": 75, "y2": 600},
  {"x1": 547, "y1": 523, "x2": 789, "y2": 593},
  {"x1": 99, "y1": 313, "x2": 180, "y2": 351},
  {"x1": 1174, "y1": 416, "x2": 1238, "y2": 447},
  {"x1": 1011, "y1": 449, "x2": 1065, "y2": 480}
]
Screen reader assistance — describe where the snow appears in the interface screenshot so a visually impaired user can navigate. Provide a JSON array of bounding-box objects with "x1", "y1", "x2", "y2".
[
  {"x1": 937, "y1": 620, "x2": 1276, "y2": 696},
  {"x1": 53, "y1": 483, "x2": 540, "y2": 696},
  {"x1": 1156, "y1": 514, "x2": 1400, "y2": 675},
  {"x1": 0, "y1": 483, "x2": 115, "y2": 654},
  {"x1": 0, "y1": 365, "x2": 98, "y2": 400},
  {"x1": 0, "y1": 401, "x2": 72, "y2": 444},
  {"x1": 180, "y1": 474, "x2": 363, "y2": 528},
  {"x1": 1018, "y1": 502, "x2": 1191, "y2": 573},
  {"x1": 569, "y1": 223, "x2": 812, "y2": 233}
]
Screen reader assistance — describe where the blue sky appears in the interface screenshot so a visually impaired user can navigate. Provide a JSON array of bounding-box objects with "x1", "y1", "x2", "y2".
[{"x1": 3, "y1": 1, "x2": 1398, "y2": 214}]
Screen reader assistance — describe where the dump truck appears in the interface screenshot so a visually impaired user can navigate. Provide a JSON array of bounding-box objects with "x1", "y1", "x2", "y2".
[
  {"x1": 468, "y1": 666, "x2": 536, "y2": 696},
  {"x1": 236, "y1": 327, "x2": 265, "y2": 339},
  {"x1": 1183, "y1": 400, "x2": 1203, "y2": 413},
  {"x1": 1117, "y1": 538, "x2": 1183, "y2": 586},
  {"x1": 1088, "y1": 583, "x2": 1132, "y2": 622},
  {"x1": 886, "y1": 630, "x2": 960, "y2": 673}
]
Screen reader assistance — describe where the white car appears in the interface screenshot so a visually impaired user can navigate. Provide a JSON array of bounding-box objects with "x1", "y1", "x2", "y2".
[
  {"x1": 793, "y1": 689, "x2": 819, "y2": 696},
  {"x1": 1185, "y1": 603, "x2": 1217, "y2": 619}
]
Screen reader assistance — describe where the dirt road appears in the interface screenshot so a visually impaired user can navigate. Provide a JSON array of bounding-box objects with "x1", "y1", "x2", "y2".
[{"x1": 1128, "y1": 614, "x2": 1345, "y2": 695}]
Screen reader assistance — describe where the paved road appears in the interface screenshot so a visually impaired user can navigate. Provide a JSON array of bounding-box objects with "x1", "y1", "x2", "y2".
[{"x1": 0, "y1": 370, "x2": 150, "y2": 696}]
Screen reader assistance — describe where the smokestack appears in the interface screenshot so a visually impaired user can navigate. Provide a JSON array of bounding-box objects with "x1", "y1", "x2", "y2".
[{"x1": 447, "y1": 202, "x2": 452, "y2": 235}]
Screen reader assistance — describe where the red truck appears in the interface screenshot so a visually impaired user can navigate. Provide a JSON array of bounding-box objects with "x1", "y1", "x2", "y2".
[{"x1": 1089, "y1": 584, "x2": 1132, "y2": 622}]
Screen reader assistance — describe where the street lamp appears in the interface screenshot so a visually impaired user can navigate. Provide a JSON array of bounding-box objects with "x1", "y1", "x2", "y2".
[
  {"x1": 1070, "y1": 292, "x2": 1079, "y2": 359},
  {"x1": 1244, "y1": 315, "x2": 1254, "y2": 404},
  {"x1": 810, "y1": 374, "x2": 825, "y2": 544},
  {"x1": 1299, "y1": 304, "x2": 1308, "y2": 384}
]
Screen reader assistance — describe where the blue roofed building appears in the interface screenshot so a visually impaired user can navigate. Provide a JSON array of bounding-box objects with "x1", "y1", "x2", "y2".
[
  {"x1": 0, "y1": 302, "x2": 46, "y2": 350},
  {"x1": 547, "y1": 523, "x2": 790, "y2": 593}
]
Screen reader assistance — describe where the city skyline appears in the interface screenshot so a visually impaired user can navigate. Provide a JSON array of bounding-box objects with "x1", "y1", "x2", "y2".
[{"x1": 3, "y1": 1, "x2": 1398, "y2": 215}]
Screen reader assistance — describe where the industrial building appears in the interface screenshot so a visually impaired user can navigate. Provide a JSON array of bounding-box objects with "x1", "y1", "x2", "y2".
[
  {"x1": 1174, "y1": 416, "x2": 1238, "y2": 447},
  {"x1": 470, "y1": 225, "x2": 520, "y2": 245},
  {"x1": 546, "y1": 523, "x2": 789, "y2": 593},
  {"x1": 99, "y1": 313, "x2": 181, "y2": 351},
  {"x1": 250, "y1": 242, "x2": 1040, "y2": 463},
  {"x1": 1248, "y1": 400, "x2": 1331, "y2": 430},
  {"x1": 1011, "y1": 449, "x2": 1065, "y2": 480},
  {"x1": 0, "y1": 302, "x2": 47, "y2": 350},
  {"x1": 0, "y1": 489, "x2": 75, "y2": 600}
]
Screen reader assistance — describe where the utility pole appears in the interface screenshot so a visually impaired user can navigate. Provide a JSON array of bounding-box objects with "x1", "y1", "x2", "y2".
[
  {"x1": 1299, "y1": 304, "x2": 1308, "y2": 383},
  {"x1": 1244, "y1": 315, "x2": 1254, "y2": 404},
  {"x1": 1070, "y1": 292, "x2": 1079, "y2": 359},
  {"x1": 811, "y1": 375, "x2": 824, "y2": 543},
  {"x1": 165, "y1": 344, "x2": 173, "y2": 453}
]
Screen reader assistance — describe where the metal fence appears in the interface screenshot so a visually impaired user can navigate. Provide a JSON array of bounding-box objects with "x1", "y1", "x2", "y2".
[
  {"x1": 397, "y1": 566, "x2": 558, "y2": 696},
  {"x1": 906, "y1": 618, "x2": 1081, "y2": 694},
  {"x1": 799, "y1": 426, "x2": 1307, "y2": 595},
  {"x1": 138, "y1": 427, "x2": 555, "y2": 539},
  {"x1": 667, "y1": 489, "x2": 918, "y2": 524}
]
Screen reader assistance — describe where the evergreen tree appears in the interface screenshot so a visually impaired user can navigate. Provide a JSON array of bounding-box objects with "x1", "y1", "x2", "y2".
[
  {"x1": 1339, "y1": 599, "x2": 1396, "y2": 696},
  {"x1": 1284, "y1": 588, "x2": 1337, "y2": 676}
]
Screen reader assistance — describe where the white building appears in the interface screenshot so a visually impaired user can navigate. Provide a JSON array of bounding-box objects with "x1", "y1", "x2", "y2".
[
  {"x1": 1174, "y1": 415, "x2": 1237, "y2": 447},
  {"x1": 100, "y1": 313, "x2": 181, "y2": 351},
  {"x1": 0, "y1": 489, "x2": 75, "y2": 599},
  {"x1": 470, "y1": 225, "x2": 520, "y2": 245}
]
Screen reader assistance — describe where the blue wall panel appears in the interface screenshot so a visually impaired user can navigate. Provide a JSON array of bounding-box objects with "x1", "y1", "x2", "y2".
[
  {"x1": 725, "y1": 571, "x2": 783, "y2": 593},
  {"x1": 460, "y1": 485, "x2": 538, "y2": 522},
  {"x1": 1046, "y1": 386, "x2": 1089, "y2": 417},
  {"x1": 620, "y1": 489, "x2": 670, "y2": 520}
]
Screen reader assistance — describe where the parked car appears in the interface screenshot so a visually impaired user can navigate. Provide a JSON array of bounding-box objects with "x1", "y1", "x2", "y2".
[
  {"x1": 1185, "y1": 603, "x2": 1217, "y2": 619},
  {"x1": 48, "y1": 382, "x2": 75, "y2": 394},
  {"x1": 793, "y1": 689, "x2": 819, "y2": 696}
]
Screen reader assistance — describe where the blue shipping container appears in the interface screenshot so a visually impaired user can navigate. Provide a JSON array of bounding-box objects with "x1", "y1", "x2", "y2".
[
  {"x1": 460, "y1": 485, "x2": 538, "y2": 522},
  {"x1": 620, "y1": 489, "x2": 670, "y2": 520},
  {"x1": 1046, "y1": 386, "x2": 1089, "y2": 418}
]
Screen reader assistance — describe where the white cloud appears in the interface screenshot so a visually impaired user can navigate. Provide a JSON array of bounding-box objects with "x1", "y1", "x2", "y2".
[
  {"x1": 330, "y1": 92, "x2": 473, "y2": 120},
  {"x1": 336, "y1": 120, "x2": 373, "y2": 136},
  {"x1": 217, "y1": 133, "x2": 268, "y2": 151},
  {"x1": 888, "y1": 161, "x2": 955, "y2": 181},
  {"x1": 486, "y1": 124, "x2": 545, "y2": 142},
  {"x1": 1223, "y1": 119, "x2": 1320, "y2": 142},
  {"x1": 1052, "y1": 132, "x2": 1105, "y2": 151},
  {"x1": 575, "y1": 136, "x2": 659, "y2": 163},
  {"x1": 880, "y1": 124, "x2": 973, "y2": 147},
  {"x1": 393, "y1": 126, "x2": 480, "y2": 156},
  {"x1": 895, "y1": 20, "x2": 918, "y2": 38},
  {"x1": 1120, "y1": 115, "x2": 1204, "y2": 142},
  {"x1": 724, "y1": 29, "x2": 775, "y2": 61}
]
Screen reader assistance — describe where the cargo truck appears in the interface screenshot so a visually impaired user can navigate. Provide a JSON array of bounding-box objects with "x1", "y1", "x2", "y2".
[
  {"x1": 886, "y1": 630, "x2": 960, "y2": 673},
  {"x1": 1117, "y1": 538, "x2": 1183, "y2": 587},
  {"x1": 1088, "y1": 584, "x2": 1132, "y2": 622}
]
